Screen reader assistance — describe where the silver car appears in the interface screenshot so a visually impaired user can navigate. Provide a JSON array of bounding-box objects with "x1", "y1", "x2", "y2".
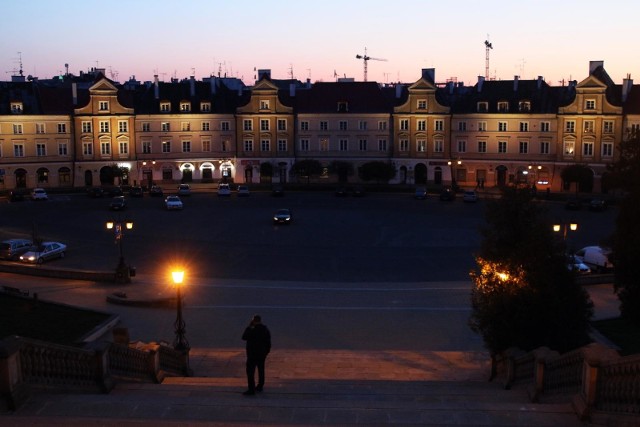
[
  {"x1": 20, "y1": 241, "x2": 67, "y2": 264},
  {"x1": 165, "y1": 195, "x2": 184, "y2": 210}
]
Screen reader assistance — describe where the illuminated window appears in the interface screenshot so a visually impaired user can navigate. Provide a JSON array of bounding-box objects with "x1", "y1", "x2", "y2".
[
  {"x1": 564, "y1": 140, "x2": 575, "y2": 155},
  {"x1": 181, "y1": 103, "x2": 193, "y2": 113},
  {"x1": 584, "y1": 121, "x2": 594, "y2": 133},
  {"x1": 10, "y1": 102, "x2": 23, "y2": 113}
]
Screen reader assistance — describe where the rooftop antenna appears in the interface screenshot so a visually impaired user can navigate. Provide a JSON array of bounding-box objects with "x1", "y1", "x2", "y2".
[
  {"x1": 289, "y1": 64, "x2": 294, "y2": 80},
  {"x1": 355, "y1": 47, "x2": 387, "y2": 82},
  {"x1": 484, "y1": 37, "x2": 493, "y2": 80}
]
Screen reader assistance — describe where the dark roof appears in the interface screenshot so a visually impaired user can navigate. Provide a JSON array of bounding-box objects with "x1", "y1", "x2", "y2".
[
  {"x1": 622, "y1": 85, "x2": 640, "y2": 114},
  {"x1": 291, "y1": 82, "x2": 402, "y2": 114},
  {"x1": 0, "y1": 81, "x2": 41, "y2": 114}
]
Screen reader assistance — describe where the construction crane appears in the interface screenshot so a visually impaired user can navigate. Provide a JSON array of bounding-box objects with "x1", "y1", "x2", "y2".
[
  {"x1": 355, "y1": 47, "x2": 387, "y2": 82},
  {"x1": 484, "y1": 38, "x2": 493, "y2": 80}
]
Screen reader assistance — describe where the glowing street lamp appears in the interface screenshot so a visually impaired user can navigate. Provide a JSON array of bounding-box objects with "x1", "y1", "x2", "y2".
[
  {"x1": 172, "y1": 270, "x2": 190, "y2": 352},
  {"x1": 106, "y1": 219, "x2": 134, "y2": 283},
  {"x1": 553, "y1": 222, "x2": 578, "y2": 240}
]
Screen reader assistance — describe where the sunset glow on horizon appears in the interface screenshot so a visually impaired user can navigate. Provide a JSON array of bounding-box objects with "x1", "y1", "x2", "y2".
[{"x1": 4, "y1": 0, "x2": 640, "y2": 87}]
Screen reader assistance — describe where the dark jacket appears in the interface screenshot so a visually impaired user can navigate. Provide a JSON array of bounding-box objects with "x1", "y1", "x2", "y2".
[{"x1": 242, "y1": 323, "x2": 271, "y2": 358}]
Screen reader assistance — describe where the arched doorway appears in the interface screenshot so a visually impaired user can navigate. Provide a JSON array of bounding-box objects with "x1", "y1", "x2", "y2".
[
  {"x1": 244, "y1": 166, "x2": 253, "y2": 183},
  {"x1": 58, "y1": 167, "x2": 71, "y2": 186},
  {"x1": 399, "y1": 166, "x2": 407, "y2": 184},
  {"x1": 181, "y1": 164, "x2": 193, "y2": 183},
  {"x1": 434, "y1": 167, "x2": 442, "y2": 185},
  {"x1": 100, "y1": 166, "x2": 114, "y2": 185},
  {"x1": 495, "y1": 165, "x2": 507, "y2": 187},
  {"x1": 201, "y1": 162, "x2": 214, "y2": 183},
  {"x1": 414, "y1": 163, "x2": 427, "y2": 184},
  {"x1": 15, "y1": 169, "x2": 27, "y2": 188},
  {"x1": 84, "y1": 170, "x2": 94, "y2": 187}
]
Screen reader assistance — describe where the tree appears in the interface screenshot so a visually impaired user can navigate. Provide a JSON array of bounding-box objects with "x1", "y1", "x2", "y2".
[
  {"x1": 291, "y1": 159, "x2": 323, "y2": 184},
  {"x1": 469, "y1": 187, "x2": 593, "y2": 359},
  {"x1": 358, "y1": 161, "x2": 396, "y2": 184},
  {"x1": 561, "y1": 164, "x2": 593, "y2": 194}
]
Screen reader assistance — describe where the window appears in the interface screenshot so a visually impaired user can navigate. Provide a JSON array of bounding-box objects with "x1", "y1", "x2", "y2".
[
  {"x1": 519, "y1": 101, "x2": 531, "y2": 112},
  {"x1": 399, "y1": 139, "x2": 409, "y2": 151},
  {"x1": 278, "y1": 139, "x2": 287, "y2": 151},
  {"x1": 299, "y1": 139, "x2": 309, "y2": 151},
  {"x1": 519, "y1": 122, "x2": 529, "y2": 132},
  {"x1": 417, "y1": 139, "x2": 426, "y2": 152},
  {"x1": 378, "y1": 139, "x2": 387, "y2": 151},
  {"x1": 497, "y1": 101, "x2": 509, "y2": 112},
  {"x1": 278, "y1": 119, "x2": 287, "y2": 131},
  {"x1": 59, "y1": 168, "x2": 70, "y2": 184},
  {"x1": 602, "y1": 142, "x2": 613, "y2": 157},
  {"x1": 583, "y1": 141, "x2": 594, "y2": 156},
  {"x1": 99, "y1": 121, "x2": 109, "y2": 133},
  {"x1": 319, "y1": 139, "x2": 328, "y2": 151},
  {"x1": 603, "y1": 121, "x2": 614, "y2": 133},
  {"x1": 358, "y1": 121, "x2": 367, "y2": 131},
  {"x1": 498, "y1": 141, "x2": 507, "y2": 153},
  {"x1": 478, "y1": 121, "x2": 487, "y2": 132},
  {"x1": 540, "y1": 141, "x2": 550, "y2": 154},
  {"x1": 434, "y1": 120, "x2": 444, "y2": 132},
  {"x1": 585, "y1": 99, "x2": 596, "y2": 110},
  {"x1": 564, "y1": 140, "x2": 575, "y2": 155},
  {"x1": 36, "y1": 143, "x2": 46, "y2": 156},
  {"x1": 83, "y1": 142, "x2": 93, "y2": 156},
  {"x1": 13, "y1": 124, "x2": 23, "y2": 134},
  {"x1": 101, "y1": 141, "x2": 111, "y2": 155},
  {"x1": 260, "y1": 100, "x2": 270, "y2": 110},
  {"x1": 584, "y1": 120, "x2": 594, "y2": 133},
  {"x1": 400, "y1": 119, "x2": 409, "y2": 131},
  {"x1": 359, "y1": 139, "x2": 368, "y2": 151},
  {"x1": 417, "y1": 100, "x2": 427, "y2": 109},
  {"x1": 261, "y1": 139, "x2": 270, "y2": 151},
  {"x1": 14, "y1": 144, "x2": 24, "y2": 157},
  {"x1": 320, "y1": 121, "x2": 328, "y2": 131},
  {"x1": 243, "y1": 119, "x2": 253, "y2": 131},
  {"x1": 201, "y1": 122, "x2": 210, "y2": 131},
  {"x1": 99, "y1": 101, "x2": 109, "y2": 111},
  {"x1": 142, "y1": 122, "x2": 150, "y2": 132},
  {"x1": 200, "y1": 102, "x2": 211, "y2": 112},
  {"x1": 477, "y1": 102, "x2": 488, "y2": 112},
  {"x1": 10, "y1": 102, "x2": 23, "y2": 113},
  {"x1": 300, "y1": 121, "x2": 309, "y2": 131},
  {"x1": 142, "y1": 141, "x2": 151, "y2": 154},
  {"x1": 540, "y1": 122, "x2": 550, "y2": 132},
  {"x1": 519, "y1": 141, "x2": 528, "y2": 154},
  {"x1": 457, "y1": 140, "x2": 466, "y2": 153},
  {"x1": 458, "y1": 121, "x2": 467, "y2": 131},
  {"x1": 181, "y1": 122, "x2": 191, "y2": 132},
  {"x1": 260, "y1": 119, "x2": 269, "y2": 131},
  {"x1": 434, "y1": 139, "x2": 443, "y2": 153},
  {"x1": 339, "y1": 121, "x2": 348, "y2": 131},
  {"x1": 378, "y1": 121, "x2": 387, "y2": 131},
  {"x1": 82, "y1": 122, "x2": 92, "y2": 133},
  {"x1": 58, "y1": 142, "x2": 68, "y2": 156},
  {"x1": 182, "y1": 140, "x2": 191, "y2": 153},
  {"x1": 37, "y1": 169, "x2": 48, "y2": 183},
  {"x1": 565, "y1": 121, "x2": 575, "y2": 133},
  {"x1": 118, "y1": 121, "x2": 128, "y2": 133},
  {"x1": 161, "y1": 122, "x2": 170, "y2": 132},
  {"x1": 36, "y1": 123, "x2": 45, "y2": 134},
  {"x1": 478, "y1": 141, "x2": 487, "y2": 153},
  {"x1": 202, "y1": 139, "x2": 211, "y2": 152},
  {"x1": 160, "y1": 102, "x2": 170, "y2": 112},
  {"x1": 221, "y1": 121, "x2": 230, "y2": 131},
  {"x1": 337, "y1": 102, "x2": 348, "y2": 112},
  {"x1": 119, "y1": 141, "x2": 129, "y2": 155},
  {"x1": 162, "y1": 140, "x2": 171, "y2": 153},
  {"x1": 221, "y1": 140, "x2": 228, "y2": 151},
  {"x1": 339, "y1": 139, "x2": 348, "y2": 151},
  {"x1": 498, "y1": 122, "x2": 508, "y2": 132}
]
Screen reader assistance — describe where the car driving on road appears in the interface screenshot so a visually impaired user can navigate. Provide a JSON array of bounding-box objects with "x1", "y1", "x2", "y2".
[
  {"x1": 20, "y1": 242, "x2": 67, "y2": 264},
  {"x1": 165, "y1": 195, "x2": 183, "y2": 210},
  {"x1": 273, "y1": 208, "x2": 292, "y2": 224}
]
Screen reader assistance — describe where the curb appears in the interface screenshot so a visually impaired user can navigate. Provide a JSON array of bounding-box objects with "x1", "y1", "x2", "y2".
[{"x1": 106, "y1": 292, "x2": 175, "y2": 308}]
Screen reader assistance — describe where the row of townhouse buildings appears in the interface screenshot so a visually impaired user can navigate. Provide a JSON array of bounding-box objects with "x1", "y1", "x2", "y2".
[{"x1": 1, "y1": 60, "x2": 639, "y2": 193}]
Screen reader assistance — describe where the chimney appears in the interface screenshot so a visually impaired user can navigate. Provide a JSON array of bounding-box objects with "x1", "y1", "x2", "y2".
[
  {"x1": 258, "y1": 69, "x2": 271, "y2": 80},
  {"x1": 422, "y1": 68, "x2": 435, "y2": 83},
  {"x1": 589, "y1": 60, "x2": 604, "y2": 75},
  {"x1": 477, "y1": 76, "x2": 485, "y2": 92},
  {"x1": 72, "y1": 82, "x2": 77, "y2": 105},
  {"x1": 289, "y1": 83, "x2": 296, "y2": 97},
  {"x1": 190, "y1": 75, "x2": 195, "y2": 97},
  {"x1": 622, "y1": 74, "x2": 633, "y2": 102},
  {"x1": 395, "y1": 83, "x2": 402, "y2": 98},
  {"x1": 154, "y1": 75, "x2": 159, "y2": 100},
  {"x1": 210, "y1": 76, "x2": 217, "y2": 94},
  {"x1": 513, "y1": 75, "x2": 519, "y2": 92},
  {"x1": 537, "y1": 76, "x2": 543, "y2": 90},
  {"x1": 447, "y1": 81, "x2": 454, "y2": 94}
]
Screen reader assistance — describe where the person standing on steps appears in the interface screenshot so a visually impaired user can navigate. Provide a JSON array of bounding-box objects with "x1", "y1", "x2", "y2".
[{"x1": 242, "y1": 314, "x2": 271, "y2": 396}]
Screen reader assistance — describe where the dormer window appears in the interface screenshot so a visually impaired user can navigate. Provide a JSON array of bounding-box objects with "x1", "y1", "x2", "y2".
[
  {"x1": 180, "y1": 102, "x2": 191, "y2": 112},
  {"x1": 477, "y1": 102, "x2": 488, "y2": 113},
  {"x1": 518, "y1": 101, "x2": 531, "y2": 112},
  {"x1": 337, "y1": 101, "x2": 348, "y2": 112},
  {"x1": 497, "y1": 101, "x2": 509, "y2": 112},
  {"x1": 160, "y1": 102, "x2": 171, "y2": 112},
  {"x1": 99, "y1": 101, "x2": 109, "y2": 111},
  {"x1": 259, "y1": 100, "x2": 270, "y2": 110},
  {"x1": 585, "y1": 99, "x2": 596, "y2": 110},
  {"x1": 10, "y1": 102, "x2": 23, "y2": 113},
  {"x1": 417, "y1": 100, "x2": 427, "y2": 110},
  {"x1": 201, "y1": 102, "x2": 211, "y2": 112}
]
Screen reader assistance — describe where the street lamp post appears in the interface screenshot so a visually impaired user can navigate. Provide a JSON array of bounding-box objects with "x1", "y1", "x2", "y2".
[
  {"x1": 172, "y1": 270, "x2": 190, "y2": 352},
  {"x1": 106, "y1": 219, "x2": 133, "y2": 283},
  {"x1": 553, "y1": 221, "x2": 578, "y2": 241}
]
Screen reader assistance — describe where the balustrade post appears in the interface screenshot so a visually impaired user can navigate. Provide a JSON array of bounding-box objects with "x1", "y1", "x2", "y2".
[
  {"x1": 88, "y1": 341, "x2": 115, "y2": 393},
  {"x1": 528, "y1": 347, "x2": 558, "y2": 402},
  {"x1": 572, "y1": 343, "x2": 619, "y2": 421},
  {"x1": 0, "y1": 336, "x2": 29, "y2": 410},
  {"x1": 145, "y1": 344, "x2": 165, "y2": 383},
  {"x1": 502, "y1": 347, "x2": 521, "y2": 389}
]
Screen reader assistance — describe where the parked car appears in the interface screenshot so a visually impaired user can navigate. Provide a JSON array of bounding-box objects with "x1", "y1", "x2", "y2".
[
  {"x1": 567, "y1": 255, "x2": 591, "y2": 274},
  {"x1": 150, "y1": 185, "x2": 164, "y2": 197},
  {"x1": 462, "y1": 190, "x2": 478, "y2": 203},
  {"x1": 574, "y1": 246, "x2": 614, "y2": 273},
  {"x1": 237, "y1": 185, "x2": 250, "y2": 197},
  {"x1": 352, "y1": 186, "x2": 365, "y2": 197},
  {"x1": 439, "y1": 187, "x2": 455, "y2": 201},
  {"x1": 105, "y1": 186, "x2": 123, "y2": 197},
  {"x1": 110, "y1": 196, "x2": 127, "y2": 211},
  {"x1": 588, "y1": 198, "x2": 607, "y2": 212},
  {"x1": 86, "y1": 187, "x2": 105, "y2": 198},
  {"x1": 565, "y1": 198, "x2": 582, "y2": 210},
  {"x1": 9, "y1": 190, "x2": 26, "y2": 202},
  {"x1": 335, "y1": 187, "x2": 348, "y2": 197},
  {"x1": 164, "y1": 195, "x2": 183, "y2": 210},
  {"x1": 20, "y1": 241, "x2": 67, "y2": 264},
  {"x1": 414, "y1": 187, "x2": 427, "y2": 200},
  {"x1": 217, "y1": 183, "x2": 231, "y2": 196},
  {"x1": 31, "y1": 188, "x2": 48, "y2": 201},
  {"x1": 177, "y1": 184, "x2": 191, "y2": 196},
  {"x1": 129, "y1": 186, "x2": 144, "y2": 198},
  {"x1": 0, "y1": 239, "x2": 33, "y2": 260},
  {"x1": 272, "y1": 185, "x2": 284, "y2": 197},
  {"x1": 273, "y1": 208, "x2": 292, "y2": 224}
]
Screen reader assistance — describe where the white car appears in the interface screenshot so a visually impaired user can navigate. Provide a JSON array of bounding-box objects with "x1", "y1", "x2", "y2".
[
  {"x1": 165, "y1": 195, "x2": 183, "y2": 210},
  {"x1": 574, "y1": 246, "x2": 614, "y2": 273},
  {"x1": 31, "y1": 188, "x2": 48, "y2": 201},
  {"x1": 218, "y1": 183, "x2": 231, "y2": 196},
  {"x1": 20, "y1": 241, "x2": 66, "y2": 264}
]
